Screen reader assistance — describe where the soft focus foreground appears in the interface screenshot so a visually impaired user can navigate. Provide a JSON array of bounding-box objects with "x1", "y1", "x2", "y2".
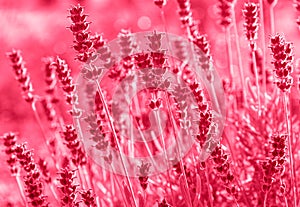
[{"x1": 1, "y1": 0, "x2": 300, "y2": 207}]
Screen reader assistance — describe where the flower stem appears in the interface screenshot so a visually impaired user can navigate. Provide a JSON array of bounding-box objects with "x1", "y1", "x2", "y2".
[
  {"x1": 225, "y1": 27, "x2": 234, "y2": 82},
  {"x1": 259, "y1": 0, "x2": 267, "y2": 115},
  {"x1": 153, "y1": 105, "x2": 178, "y2": 206},
  {"x1": 232, "y1": 10, "x2": 247, "y2": 107},
  {"x1": 31, "y1": 101, "x2": 59, "y2": 170},
  {"x1": 205, "y1": 168, "x2": 214, "y2": 207},
  {"x1": 251, "y1": 49, "x2": 261, "y2": 116},
  {"x1": 110, "y1": 165, "x2": 130, "y2": 207},
  {"x1": 49, "y1": 183, "x2": 60, "y2": 204},
  {"x1": 263, "y1": 191, "x2": 268, "y2": 207},
  {"x1": 162, "y1": 92, "x2": 193, "y2": 207},
  {"x1": 270, "y1": 5, "x2": 275, "y2": 35},
  {"x1": 15, "y1": 173, "x2": 28, "y2": 207},
  {"x1": 283, "y1": 92, "x2": 297, "y2": 207},
  {"x1": 95, "y1": 80, "x2": 138, "y2": 207},
  {"x1": 77, "y1": 166, "x2": 87, "y2": 189}
]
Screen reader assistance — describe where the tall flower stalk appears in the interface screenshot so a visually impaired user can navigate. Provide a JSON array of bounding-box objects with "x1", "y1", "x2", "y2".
[
  {"x1": 217, "y1": 0, "x2": 235, "y2": 81},
  {"x1": 68, "y1": 5, "x2": 139, "y2": 207},
  {"x1": 243, "y1": 3, "x2": 261, "y2": 116},
  {"x1": 270, "y1": 34, "x2": 297, "y2": 207}
]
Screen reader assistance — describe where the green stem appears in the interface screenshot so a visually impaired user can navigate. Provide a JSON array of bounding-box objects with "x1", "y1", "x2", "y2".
[
  {"x1": 153, "y1": 106, "x2": 177, "y2": 206},
  {"x1": 49, "y1": 183, "x2": 60, "y2": 204},
  {"x1": 205, "y1": 168, "x2": 214, "y2": 207},
  {"x1": 232, "y1": 9, "x2": 247, "y2": 107},
  {"x1": 263, "y1": 191, "x2": 268, "y2": 207},
  {"x1": 110, "y1": 165, "x2": 130, "y2": 207},
  {"x1": 225, "y1": 27, "x2": 234, "y2": 82},
  {"x1": 15, "y1": 173, "x2": 28, "y2": 207},
  {"x1": 31, "y1": 101, "x2": 59, "y2": 170},
  {"x1": 77, "y1": 166, "x2": 87, "y2": 189},
  {"x1": 259, "y1": 0, "x2": 267, "y2": 115},
  {"x1": 270, "y1": 5, "x2": 275, "y2": 35},
  {"x1": 162, "y1": 92, "x2": 193, "y2": 207},
  {"x1": 251, "y1": 49, "x2": 261, "y2": 117},
  {"x1": 283, "y1": 92, "x2": 297, "y2": 207},
  {"x1": 95, "y1": 80, "x2": 138, "y2": 207}
]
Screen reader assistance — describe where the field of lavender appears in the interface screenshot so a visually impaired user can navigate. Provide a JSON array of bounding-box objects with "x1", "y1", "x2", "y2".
[{"x1": 1, "y1": 0, "x2": 300, "y2": 206}]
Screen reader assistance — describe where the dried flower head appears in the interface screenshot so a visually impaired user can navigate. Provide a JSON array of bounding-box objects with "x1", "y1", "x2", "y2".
[
  {"x1": 43, "y1": 57, "x2": 57, "y2": 96},
  {"x1": 7, "y1": 50, "x2": 34, "y2": 103},
  {"x1": 269, "y1": 34, "x2": 294, "y2": 92},
  {"x1": 294, "y1": 0, "x2": 300, "y2": 29},
  {"x1": 243, "y1": 3, "x2": 259, "y2": 48},
  {"x1": 118, "y1": 29, "x2": 136, "y2": 57},
  {"x1": 176, "y1": 0, "x2": 193, "y2": 25},
  {"x1": 51, "y1": 57, "x2": 77, "y2": 105},
  {"x1": 262, "y1": 134, "x2": 287, "y2": 192},
  {"x1": 38, "y1": 159, "x2": 51, "y2": 183},
  {"x1": 81, "y1": 189, "x2": 97, "y2": 207},
  {"x1": 211, "y1": 144, "x2": 238, "y2": 198},
  {"x1": 68, "y1": 5, "x2": 93, "y2": 62},
  {"x1": 15, "y1": 144, "x2": 49, "y2": 207},
  {"x1": 1, "y1": 132, "x2": 18, "y2": 175},
  {"x1": 62, "y1": 125, "x2": 87, "y2": 166},
  {"x1": 154, "y1": 0, "x2": 167, "y2": 8},
  {"x1": 57, "y1": 168, "x2": 80, "y2": 207},
  {"x1": 266, "y1": 0, "x2": 278, "y2": 6},
  {"x1": 158, "y1": 198, "x2": 172, "y2": 207}
]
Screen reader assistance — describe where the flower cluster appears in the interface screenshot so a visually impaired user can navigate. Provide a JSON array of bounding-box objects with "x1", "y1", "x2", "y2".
[
  {"x1": 243, "y1": 3, "x2": 259, "y2": 49},
  {"x1": 40, "y1": 98, "x2": 57, "y2": 128},
  {"x1": 270, "y1": 34, "x2": 294, "y2": 92},
  {"x1": 154, "y1": 0, "x2": 167, "y2": 9},
  {"x1": 118, "y1": 29, "x2": 136, "y2": 57},
  {"x1": 294, "y1": 0, "x2": 300, "y2": 29},
  {"x1": 43, "y1": 57, "x2": 59, "y2": 103},
  {"x1": 107, "y1": 30, "x2": 136, "y2": 81},
  {"x1": 62, "y1": 125, "x2": 87, "y2": 166},
  {"x1": 1, "y1": 133, "x2": 18, "y2": 175},
  {"x1": 51, "y1": 57, "x2": 76, "y2": 106},
  {"x1": 94, "y1": 92, "x2": 117, "y2": 150},
  {"x1": 138, "y1": 162, "x2": 151, "y2": 190},
  {"x1": 134, "y1": 53, "x2": 152, "y2": 69},
  {"x1": 176, "y1": 0, "x2": 193, "y2": 26},
  {"x1": 211, "y1": 144, "x2": 238, "y2": 198},
  {"x1": 57, "y1": 168, "x2": 80, "y2": 207},
  {"x1": 38, "y1": 159, "x2": 52, "y2": 183},
  {"x1": 262, "y1": 134, "x2": 288, "y2": 192},
  {"x1": 15, "y1": 144, "x2": 49, "y2": 207},
  {"x1": 69, "y1": 5, "x2": 93, "y2": 62},
  {"x1": 176, "y1": 1, "x2": 213, "y2": 74},
  {"x1": 158, "y1": 198, "x2": 172, "y2": 207},
  {"x1": 217, "y1": 0, "x2": 235, "y2": 28},
  {"x1": 80, "y1": 189, "x2": 97, "y2": 207},
  {"x1": 69, "y1": 5, "x2": 106, "y2": 63},
  {"x1": 7, "y1": 50, "x2": 34, "y2": 103},
  {"x1": 189, "y1": 81, "x2": 212, "y2": 147},
  {"x1": 84, "y1": 113, "x2": 109, "y2": 152}
]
